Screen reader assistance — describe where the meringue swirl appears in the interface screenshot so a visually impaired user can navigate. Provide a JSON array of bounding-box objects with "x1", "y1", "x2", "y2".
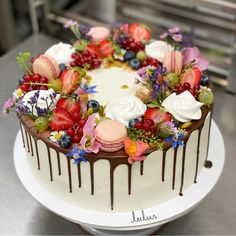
[
  {"x1": 162, "y1": 91, "x2": 203, "y2": 122},
  {"x1": 105, "y1": 96, "x2": 147, "y2": 126}
]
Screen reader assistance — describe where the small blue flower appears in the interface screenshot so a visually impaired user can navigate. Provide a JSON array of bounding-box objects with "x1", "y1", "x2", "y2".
[
  {"x1": 164, "y1": 133, "x2": 185, "y2": 148},
  {"x1": 66, "y1": 146, "x2": 87, "y2": 164},
  {"x1": 81, "y1": 84, "x2": 97, "y2": 94}
]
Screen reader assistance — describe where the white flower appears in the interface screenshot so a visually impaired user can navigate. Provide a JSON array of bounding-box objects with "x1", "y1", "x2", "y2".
[
  {"x1": 113, "y1": 49, "x2": 126, "y2": 61},
  {"x1": 50, "y1": 131, "x2": 65, "y2": 143},
  {"x1": 13, "y1": 88, "x2": 24, "y2": 99}
]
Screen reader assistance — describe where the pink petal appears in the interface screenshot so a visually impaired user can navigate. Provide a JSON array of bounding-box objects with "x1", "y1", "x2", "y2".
[
  {"x1": 83, "y1": 114, "x2": 96, "y2": 133},
  {"x1": 135, "y1": 141, "x2": 149, "y2": 156},
  {"x1": 196, "y1": 54, "x2": 209, "y2": 71},
  {"x1": 182, "y1": 47, "x2": 199, "y2": 66}
]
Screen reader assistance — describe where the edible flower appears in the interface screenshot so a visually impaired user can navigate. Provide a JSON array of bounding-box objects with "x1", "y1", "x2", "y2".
[
  {"x1": 182, "y1": 47, "x2": 209, "y2": 71},
  {"x1": 164, "y1": 129, "x2": 186, "y2": 148},
  {"x1": 50, "y1": 131, "x2": 65, "y2": 143},
  {"x1": 169, "y1": 26, "x2": 180, "y2": 33},
  {"x1": 124, "y1": 137, "x2": 149, "y2": 164},
  {"x1": 66, "y1": 146, "x2": 87, "y2": 164},
  {"x1": 80, "y1": 84, "x2": 97, "y2": 94},
  {"x1": 13, "y1": 88, "x2": 24, "y2": 99},
  {"x1": 2, "y1": 97, "x2": 15, "y2": 115},
  {"x1": 80, "y1": 114, "x2": 101, "y2": 153}
]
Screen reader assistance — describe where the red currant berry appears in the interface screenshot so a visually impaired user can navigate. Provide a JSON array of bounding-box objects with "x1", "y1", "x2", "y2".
[
  {"x1": 183, "y1": 82, "x2": 191, "y2": 91},
  {"x1": 67, "y1": 128, "x2": 75, "y2": 138},
  {"x1": 76, "y1": 128, "x2": 83, "y2": 137},
  {"x1": 39, "y1": 85, "x2": 47, "y2": 90},
  {"x1": 40, "y1": 76, "x2": 48, "y2": 83},
  {"x1": 20, "y1": 84, "x2": 30, "y2": 92},
  {"x1": 78, "y1": 118, "x2": 87, "y2": 128},
  {"x1": 73, "y1": 135, "x2": 81, "y2": 143},
  {"x1": 134, "y1": 121, "x2": 144, "y2": 130},
  {"x1": 23, "y1": 74, "x2": 33, "y2": 82},
  {"x1": 33, "y1": 74, "x2": 42, "y2": 83},
  {"x1": 71, "y1": 53, "x2": 79, "y2": 59}
]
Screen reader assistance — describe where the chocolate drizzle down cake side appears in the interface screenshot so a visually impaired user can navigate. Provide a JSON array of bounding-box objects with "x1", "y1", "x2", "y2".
[{"x1": 3, "y1": 23, "x2": 214, "y2": 212}]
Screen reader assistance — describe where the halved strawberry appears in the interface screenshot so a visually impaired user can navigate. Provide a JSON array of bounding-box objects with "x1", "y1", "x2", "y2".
[
  {"x1": 144, "y1": 108, "x2": 172, "y2": 123},
  {"x1": 56, "y1": 98, "x2": 81, "y2": 115},
  {"x1": 99, "y1": 39, "x2": 114, "y2": 58},
  {"x1": 60, "y1": 69, "x2": 80, "y2": 94},
  {"x1": 129, "y1": 23, "x2": 151, "y2": 42},
  {"x1": 49, "y1": 108, "x2": 74, "y2": 131},
  {"x1": 85, "y1": 44, "x2": 99, "y2": 56},
  {"x1": 180, "y1": 67, "x2": 201, "y2": 89}
]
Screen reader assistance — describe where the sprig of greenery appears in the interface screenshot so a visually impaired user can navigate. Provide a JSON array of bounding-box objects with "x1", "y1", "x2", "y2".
[
  {"x1": 127, "y1": 127, "x2": 163, "y2": 150},
  {"x1": 16, "y1": 52, "x2": 32, "y2": 74},
  {"x1": 74, "y1": 39, "x2": 88, "y2": 52}
]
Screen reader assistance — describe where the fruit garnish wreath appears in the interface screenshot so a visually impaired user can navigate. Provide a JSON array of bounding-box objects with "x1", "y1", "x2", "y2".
[{"x1": 3, "y1": 22, "x2": 214, "y2": 165}]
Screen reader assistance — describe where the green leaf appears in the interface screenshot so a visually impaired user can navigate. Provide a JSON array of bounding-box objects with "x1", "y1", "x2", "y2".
[
  {"x1": 147, "y1": 100, "x2": 160, "y2": 108},
  {"x1": 74, "y1": 40, "x2": 88, "y2": 52},
  {"x1": 16, "y1": 51, "x2": 32, "y2": 74}
]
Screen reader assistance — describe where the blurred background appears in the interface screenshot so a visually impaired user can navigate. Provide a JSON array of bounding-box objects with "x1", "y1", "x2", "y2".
[{"x1": 0, "y1": 0, "x2": 236, "y2": 93}]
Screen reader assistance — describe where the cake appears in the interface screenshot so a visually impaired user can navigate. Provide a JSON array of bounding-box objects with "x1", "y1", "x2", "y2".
[{"x1": 3, "y1": 23, "x2": 214, "y2": 212}]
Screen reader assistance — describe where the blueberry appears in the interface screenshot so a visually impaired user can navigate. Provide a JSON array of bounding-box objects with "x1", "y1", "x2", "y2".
[
  {"x1": 18, "y1": 75, "x2": 25, "y2": 85},
  {"x1": 87, "y1": 100, "x2": 100, "y2": 113},
  {"x1": 128, "y1": 118, "x2": 139, "y2": 128},
  {"x1": 59, "y1": 63, "x2": 66, "y2": 72},
  {"x1": 200, "y1": 75, "x2": 209, "y2": 86},
  {"x1": 59, "y1": 134, "x2": 72, "y2": 149},
  {"x1": 124, "y1": 51, "x2": 136, "y2": 62},
  {"x1": 129, "y1": 59, "x2": 141, "y2": 70}
]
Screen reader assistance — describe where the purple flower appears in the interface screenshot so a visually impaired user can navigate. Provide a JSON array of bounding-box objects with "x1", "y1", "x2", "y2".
[
  {"x1": 160, "y1": 32, "x2": 168, "y2": 40},
  {"x1": 2, "y1": 97, "x2": 15, "y2": 115},
  {"x1": 182, "y1": 47, "x2": 209, "y2": 70},
  {"x1": 172, "y1": 34, "x2": 183, "y2": 42},
  {"x1": 35, "y1": 106, "x2": 47, "y2": 116},
  {"x1": 164, "y1": 133, "x2": 184, "y2": 148},
  {"x1": 153, "y1": 83, "x2": 161, "y2": 92},
  {"x1": 169, "y1": 27, "x2": 180, "y2": 34},
  {"x1": 158, "y1": 66, "x2": 167, "y2": 76},
  {"x1": 15, "y1": 100, "x2": 29, "y2": 114}
]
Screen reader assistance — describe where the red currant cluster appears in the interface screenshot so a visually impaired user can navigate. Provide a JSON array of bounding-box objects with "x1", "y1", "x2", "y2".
[
  {"x1": 176, "y1": 82, "x2": 200, "y2": 98},
  {"x1": 120, "y1": 37, "x2": 145, "y2": 53},
  {"x1": 141, "y1": 57, "x2": 159, "y2": 67},
  {"x1": 134, "y1": 119, "x2": 156, "y2": 133},
  {"x1": 20, "y1": 74, "x2": 48, "y2": 92},
  {"x1": 70, "y1": 50, "x2": 101, "y2": 69},
  {"x1": 66, "y1": 117, "x2": 87, "y2": 143}
]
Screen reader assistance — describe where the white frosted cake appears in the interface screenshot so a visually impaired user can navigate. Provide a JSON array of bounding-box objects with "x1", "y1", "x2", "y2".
[{"x1": 4, "y1": 23, "x2": 214, "y2": 212}]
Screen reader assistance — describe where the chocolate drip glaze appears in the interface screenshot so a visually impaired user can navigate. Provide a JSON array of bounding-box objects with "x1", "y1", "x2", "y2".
[
  {"x1": 34, "y1": 139, "x2": 40, "y2": 170},
  {"x1": 89, "y1": 161, "x2": 95, "y2": 195},
  {"x1": 162, "y1": 151, "x2": 166, "y2": 182},
  {"x1": 67, "y1": 158, "x2": 72, "y2": 193},
  {"x1": 179, "y1": 144, "x2": 187, "y2": 196},
  {"x1": 194, "y1": 129, "x2": 202, "y2": 183},
  {"x1": 77, "y1": 163, "x2": 81, "y2": 188},
  {"x1": 46, "y1": 146, "x2": 53, "y2": 181},
  {"x1": 140, "y1": 161, "x2": 144, "y2": 176},
  {"x1": 25, "y1": 130, "x2": 30, "y2": 153},
  {"x1": 204, "y1": 160, "x2": 213, "y2": 168},
  {"x1": 18, "y1": 104, "x2": 211, "y2": 210},
  {"x1": 29, "y1": 135, "x2": 34, "y2": 156},
  {"x1": 172, "y1": 147, "x2": 178, "y2": 190},
  {"x1": 56, "y1": 151, "x2": 61, "y2": 176},
  {"x1": 19, "y1": 123, "x2": 25, "y2": 148},
  {"x1": 128, "y1": 164, "x2": 132, "y2": 195}
]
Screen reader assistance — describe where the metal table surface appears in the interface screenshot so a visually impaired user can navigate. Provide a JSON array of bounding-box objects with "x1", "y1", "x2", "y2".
[{"x1": 0, "y1": 34, "x2": 236, "y2": 235}]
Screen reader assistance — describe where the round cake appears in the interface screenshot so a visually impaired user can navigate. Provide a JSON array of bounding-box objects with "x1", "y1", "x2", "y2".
[{"x1": 3, "y1": 23, "x2": 214, "y2": 212}]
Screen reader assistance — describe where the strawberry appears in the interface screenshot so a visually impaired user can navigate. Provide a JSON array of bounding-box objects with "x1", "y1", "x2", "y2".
[
  {"x1": 56, "y1": 98, "x2": 81, "y2": 115},
  {"x1": 99, "y1": 39, "x2": 114, "y2": 58},
  {"x1": 180, "y1": 67, "x2": 201, "y2": 89},
  {"x1": 60, "y1": 69, "x2": 80, "y2": 94},
  {"x1": 49, "y1": 108, "x2": 74, "y2": 131},
  {"x1": 144, "y1": 108, "x2": 172, "y2": 123},
  {"x1": 86, "y1": 44, "x2": 99, "y2": 56},
  {"x1": 129, "y1": 23, "x2": 151, "y2": 42}
]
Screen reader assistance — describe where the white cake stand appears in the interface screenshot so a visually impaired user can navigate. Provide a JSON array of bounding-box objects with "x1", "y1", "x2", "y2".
[{"x1": 14, "y1": 121, "x2": 225, "y2": 235}]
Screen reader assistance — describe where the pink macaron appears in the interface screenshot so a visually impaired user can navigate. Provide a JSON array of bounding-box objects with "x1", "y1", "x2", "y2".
[
  {"x1": 88, "y1": 26, "x2": 110, "y2": 42},
  {"x1": 163, "y1": 51, "x2": 183, "y2": 75},
  {"x1": 95, "y1": 119, "x2": 127, "y2": 152},
  {"x1": 32, "y1": 54, "x2": 60, "y2": 81}
]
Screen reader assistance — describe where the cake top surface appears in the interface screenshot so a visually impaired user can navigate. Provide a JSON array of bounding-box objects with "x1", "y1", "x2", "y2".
[{"x1": 3, "y1": 22, "x2": 214, "y2": 164}]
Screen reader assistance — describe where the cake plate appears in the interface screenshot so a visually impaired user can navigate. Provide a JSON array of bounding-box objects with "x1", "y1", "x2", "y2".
[{"x1": 14, "y1": 120, "x2": 225, "y2": 235}]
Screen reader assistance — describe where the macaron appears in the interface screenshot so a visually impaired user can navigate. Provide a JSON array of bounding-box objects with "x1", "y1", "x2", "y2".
[
  {"x1": 163, "y1": 51, "x2": 183, "y2": 75},
  {"x1": 32, "y1": 54, "x2": 60, "y2": 81},
  {"x1": 95, "y1": 119, "x2": 127, "y2": 152},
  {"x1": 88, "y1": 26, "x2": 110, "y2": 42}
]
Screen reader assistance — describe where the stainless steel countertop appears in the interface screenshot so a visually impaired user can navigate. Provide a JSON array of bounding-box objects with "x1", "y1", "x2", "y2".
[{"x1": 0, "y1": 34, "x2": 236, "y2": 235}]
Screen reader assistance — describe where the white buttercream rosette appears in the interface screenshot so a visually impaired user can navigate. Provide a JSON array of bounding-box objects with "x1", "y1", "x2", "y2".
[
  {"x1": 145, "y1": 40, "x2": 174, "y2": 62},
  {"x1": 105, "y1": 96, "x2": 147, "y2": 126},
  {"x1": 162, "y1": 91, "x2": 204, "y2": 123},
  {"x1": 45, "y1": 42, "x2": 75, "y2": 66}
]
